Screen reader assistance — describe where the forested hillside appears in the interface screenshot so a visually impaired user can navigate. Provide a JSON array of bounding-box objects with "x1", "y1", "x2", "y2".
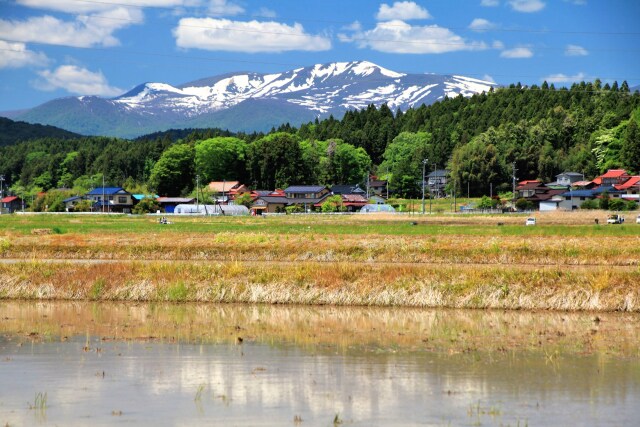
[
  {"x1": 0, "y1": 117, "x2": 79, "y2": 147},
  {"x1": 1, "y1": 81, "x2": 639, "y2": 199}
]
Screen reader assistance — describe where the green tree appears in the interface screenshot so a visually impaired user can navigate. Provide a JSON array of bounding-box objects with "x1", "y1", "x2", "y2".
[
  {"x1": 148, "y1": 144, "x2": 195, "y2": 196},
  {"x1": 248, "y1": 133, "x2": 304, "y2": 189},
  {"x1": 234, "y1": 193, "x2": 253, "y2": 208},
  {"x1": 132, "y1": 197, "x2": 160, "y2": 214},
  {"x1": 378, "y1": 132, "x2": 432, "y2": 197},
  {"x1": 194, "y1": 137, "x2": 248, "y2": 182},
  {"x1": 621, "y1": 119, "x2": 640, "y2": 173},
  {"x1": 321, "y1": 195, "x2": 344, "y2": 212}
]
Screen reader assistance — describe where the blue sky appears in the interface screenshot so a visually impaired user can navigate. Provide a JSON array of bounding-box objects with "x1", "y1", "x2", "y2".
[{"x1": 0, "y1": 0, "x2": 638, "y2": 111}]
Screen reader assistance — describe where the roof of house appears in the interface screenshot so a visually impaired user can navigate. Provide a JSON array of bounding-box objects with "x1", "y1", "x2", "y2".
[
  {"x1": 156, "y1": 197, "x2": 195, "y2": 204},
  {"x1": 517, "y1": 181, "x2": 546, "y2": 190},
  {"x1": 1, "y1": 196, "x2": 20, "y2": 203},
  {"x1": 207, "y1": 181, "x2": 240, "y2": 192},
  {"x1": 331, "y1": 184, "x2": 366, "y2": 195},
  {"x1": 86, "y1": 187, "x2": 128, "y2": 196},
  {"x1": 132, "y1": 194, "x2": 158, "y2": 200},
  {"x1": 560, "y1": 189, "x2": 596, "y2": 197},
  {"x1": 62, "y1": 196, "x2": 85, "y2": 203},
  {"x1": 254, "y1": 196, "x2": 290, "y2": 204},
  {"x1": 572, "y1": 180, "x2": 594, "y2": 187},
  {"x1": 593, "y1": 185, "x2": 624, "y2": 194},
  {"x1": 284, "y1": 185, "x2": 326, "y2": 193},
  {"x1": 369, "y1": 180, "x2": 387, "y2": 187},
  {"x1": 556, "y1": 172, "x2": 584, "y2": 177},
  {"x1": 615, "y1": 176, "x2": 640, "y2": 190},
  {"x1": 428, "y1": 169, "x2": 449, "y2": 178},
  {"x1": 600, "y1": 169, "x2": 628, "y2": 179},
  {"x1": 528, "y1": 189, "x2": 566, "y2": 201}
]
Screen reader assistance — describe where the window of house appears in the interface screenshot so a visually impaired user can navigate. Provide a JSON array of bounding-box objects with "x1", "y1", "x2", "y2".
[{"x1": 118, "y1": 196, "x2": 127, "y2": 204}]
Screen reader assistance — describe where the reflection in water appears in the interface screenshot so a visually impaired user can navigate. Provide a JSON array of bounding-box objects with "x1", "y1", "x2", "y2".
[{"x1": 0, "y1": 301, "x2": 639, "y2": 426}]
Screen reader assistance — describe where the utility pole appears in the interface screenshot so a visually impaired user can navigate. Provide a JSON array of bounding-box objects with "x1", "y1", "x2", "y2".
[
  {"x1": 0, "y1": 174, "x2": 4, "y2": 214},
  {"x1": 512, "y1": 162, "x2": 518, "y2": 207},
  {"x1": 429, "y1": 162, "x2": 433, "y2": 214},
  {"x1": 196, "y1": 174, "x2": 200, "y2": 214},
  {"x1": 421, "y1": 158, "x2": 427, "y2": 214},
  {"x1": 102, "y1": 174, "x2": 105, "y2": 213}
]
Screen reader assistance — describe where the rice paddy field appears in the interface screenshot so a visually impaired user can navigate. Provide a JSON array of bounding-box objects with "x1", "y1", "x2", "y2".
[{"x1": 1, "y1": 211, "x2": 639, "y2": 311}]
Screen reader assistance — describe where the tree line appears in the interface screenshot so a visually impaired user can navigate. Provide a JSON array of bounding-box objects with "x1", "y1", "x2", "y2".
[{"x1": 1, "y1": 80, "x2": 639, "y2": 201}]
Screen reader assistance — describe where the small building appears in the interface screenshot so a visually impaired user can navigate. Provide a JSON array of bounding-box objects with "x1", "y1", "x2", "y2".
[
  {"x1": 427, "y1": 169, "x2": 449, "y2": 198},
  {"x1": 599, "y1": 169, "x2": 630, "y2": 187},
  {"x1": 368, "y1": 177, "x2": 388, "y2": 198},
  {"x1": 156, "y1": 197, "x2": 195, "y2": 214},
  {"x1": 330, "y1": 184, "x2": 367, "y2": 196},
  {"x1": 1, "y1": 196, "x2": 22, "y2": 213},
  {"x1": 86, "y1": 187, "x2": 134, "y2": 213},
  {"x1": 62, "y1": 195, "x2": 88, "y2": 212},
  {"x1": 558, "y1": 189, "x2": 597, "y2": 210},
  {"x1": 551, "y1": 172, "x2": 584, "y2": 187}
]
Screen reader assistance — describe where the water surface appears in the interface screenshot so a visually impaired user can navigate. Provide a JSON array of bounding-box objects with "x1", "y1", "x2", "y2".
[{"x1": 1, "y1": 302, "x2": 639, "y2": 426}]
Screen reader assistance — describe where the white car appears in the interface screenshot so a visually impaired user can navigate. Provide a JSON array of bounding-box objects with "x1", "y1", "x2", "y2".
[
  {"x1": 525, "y1": 218, "x2": 536, "y2": 226},
  {"x1": 636, "y1": 215, "x2": 640, "y2": 224}
]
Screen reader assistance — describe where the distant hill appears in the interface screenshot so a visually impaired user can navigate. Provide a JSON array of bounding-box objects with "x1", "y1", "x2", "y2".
[{"x1": 0, "y1": 117, "x2": 79, "y2": 147}]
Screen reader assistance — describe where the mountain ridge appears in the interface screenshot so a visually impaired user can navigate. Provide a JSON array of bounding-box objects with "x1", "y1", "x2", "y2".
[{"x1": 15, "y1": 61, "x2": 495, "y2": 138}]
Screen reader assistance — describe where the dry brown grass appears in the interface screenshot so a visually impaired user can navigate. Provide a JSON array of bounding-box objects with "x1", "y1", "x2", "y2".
[{"x1": 1, "y1": 260, "x2": 638, "y2": 311}]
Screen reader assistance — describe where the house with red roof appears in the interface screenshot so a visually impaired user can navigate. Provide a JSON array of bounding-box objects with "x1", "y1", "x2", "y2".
[
  {"x1": 598, "y1": 169, "x2": 630, "y2": 186},
  {"x1": 1, "y1": 196, "x2": 23, "y2": 213}
]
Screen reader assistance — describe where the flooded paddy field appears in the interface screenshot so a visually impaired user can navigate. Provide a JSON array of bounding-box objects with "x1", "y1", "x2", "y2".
[{"x1": 1, "y1": 302, "x2": 639, "y2": 426}]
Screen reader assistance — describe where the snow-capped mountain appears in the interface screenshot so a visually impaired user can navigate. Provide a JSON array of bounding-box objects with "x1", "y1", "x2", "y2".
[{"x1": 16, "y1": 61, "x2": 495, "y2": 138}]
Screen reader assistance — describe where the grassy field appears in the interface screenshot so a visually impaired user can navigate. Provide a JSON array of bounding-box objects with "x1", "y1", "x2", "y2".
[{"x1": 1, "y1": 211, "x2": 639, "y2": 311}]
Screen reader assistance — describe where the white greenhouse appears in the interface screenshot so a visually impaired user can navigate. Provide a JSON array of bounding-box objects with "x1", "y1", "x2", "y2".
[{"x1": 173, "y1": 204, "x2": 249, "y2": 216}]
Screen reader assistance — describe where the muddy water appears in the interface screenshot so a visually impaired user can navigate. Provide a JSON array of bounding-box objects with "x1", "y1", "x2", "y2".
[{"x1": 1, "y1": 302, "x2": 639, "y2": 426}]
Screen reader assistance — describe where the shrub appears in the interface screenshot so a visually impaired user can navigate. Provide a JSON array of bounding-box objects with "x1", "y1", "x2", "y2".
[
  {"x1": 608, "y1": 198, "x2": 626, "y2": 211},
  {"x1": 132, "y1": 197, "x2": 160, "y2": 214},
  {"x1": 580, "y1": 199, "x2": 599, "y2": 210}
]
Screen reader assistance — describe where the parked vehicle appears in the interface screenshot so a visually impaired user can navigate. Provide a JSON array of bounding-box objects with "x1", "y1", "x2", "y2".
[
  {"x1": 607, "y1": 214, "x2": 624, "y2": 224},
  {"x1": 636, "y1": 214, "x2": 640, "y2": 224},
  {"x1": 525, "y1": 217, "x2": 536, "y2": 226}
]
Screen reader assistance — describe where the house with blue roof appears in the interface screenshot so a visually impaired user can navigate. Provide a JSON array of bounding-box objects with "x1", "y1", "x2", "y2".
[{"x1": 86, "y1": 187, "x2": 134, "y2": 213}]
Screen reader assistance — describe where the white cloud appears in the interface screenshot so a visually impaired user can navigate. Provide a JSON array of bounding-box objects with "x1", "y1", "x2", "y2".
[
  {"x1": 16, "y1": 0, "x2": 192, "y2": 14},
  {"x1": 508, "y1": 0, "x2": 546, "y2": 12},
  {"x1": 255, "y1": 7, "x2": 277, "y2": 18},
  {"x1": 500, "y1": 47, "x2": 533, "y2": 58},
  {"x1": 173, "y1": 18, "x2": 331, "y2": 53},
  {"x1": 376, "y1": 2, "x2": 431, "y2": 21},
  {"x1": 469, "y1": 18, "x2": 497, "y2": 32},
  {"x1": 492, "y1": 40, "x2": 505, "y2": 49},
  {"x1": 208, "y1": 0, "x2": 244, "y2": 16},
  {"x1": 0, "y1": 40, "x2": 48, "y2": 69},
  {"x1": 35, "y1": 65, "x2": 123, "y2": 96},
  {"x1": 481, "y1": 0, "x2": 500, "y2": 6},
  {"x1": 564, "y1": 0, "x2": 586, "y2": 5},
  {"x1": 343, "y1": 21, "x2": 363, "y2": 32},
  {"x1": 0, "y1": 7, "x2": 143, "y2": 47},
  {"x1": 565, "y1": 44, "x2": 588, "y2": 56},
  {"x1": 542, "y1": 72, "x2": 587, "y2": 83},
  {"x1": 340, "y1": 20, "x2": 486, "y2": 54}
]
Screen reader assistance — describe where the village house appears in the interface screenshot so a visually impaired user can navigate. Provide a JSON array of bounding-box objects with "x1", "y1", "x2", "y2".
[
  {"x1": 250, "y1": 186, "x2": 331, "y2": 214},
  {"x1": 367, "y1": 177, "x2": 388, "y2": 199},
  {"x1": 427, "y1": 169, "x2": 449, "y2": 198},
  {"x1": 1, "y1": 196, "x2": 22, "y2": 213},
  {"x1": 86, "y1": 187, "x2": 134, "y2": 213}
]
